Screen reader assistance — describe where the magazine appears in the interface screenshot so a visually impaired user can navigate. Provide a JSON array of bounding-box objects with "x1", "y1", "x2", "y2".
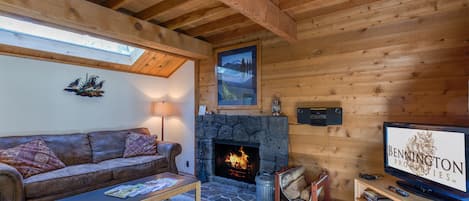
[
  {"x1": 104, "y1": 184, "x2": 146, "y2": 199},
  {"x1": 104, "y1": 178, "x2": 179, "y2": 199}
]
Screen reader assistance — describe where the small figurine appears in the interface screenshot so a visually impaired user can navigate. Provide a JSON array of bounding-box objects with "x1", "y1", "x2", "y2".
[{"x1": 272, "y1": 95, "x2": 281, "y2": 116}]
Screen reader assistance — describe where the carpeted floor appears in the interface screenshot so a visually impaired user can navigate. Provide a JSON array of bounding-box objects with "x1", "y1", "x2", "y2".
[{"x1": 170, "y1": 182, "x2": 256, "y2": 201}]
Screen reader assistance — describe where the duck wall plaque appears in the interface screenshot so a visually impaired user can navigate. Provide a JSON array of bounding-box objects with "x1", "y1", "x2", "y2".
[{"x1": 64, "y1": 74, "x2": 105, "y2": 97}]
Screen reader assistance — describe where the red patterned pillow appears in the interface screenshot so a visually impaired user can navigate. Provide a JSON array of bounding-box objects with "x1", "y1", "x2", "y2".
[
  {"x1": 123, "y1": 132, "x2": 157, "y2": 158},
  {"x1": 0, "y1": 139, "x2": 66, "y2": 178}
]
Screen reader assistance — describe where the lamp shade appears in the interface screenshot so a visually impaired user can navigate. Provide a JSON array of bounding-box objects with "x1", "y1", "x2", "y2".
[{"x1": 152, "y1": 101, "x2": 171, "y2": 116}]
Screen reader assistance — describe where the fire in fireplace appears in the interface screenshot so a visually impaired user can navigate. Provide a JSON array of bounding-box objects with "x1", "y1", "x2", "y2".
[{"x1": 214, "y1": 141, "x2": 260, "y2": 183}]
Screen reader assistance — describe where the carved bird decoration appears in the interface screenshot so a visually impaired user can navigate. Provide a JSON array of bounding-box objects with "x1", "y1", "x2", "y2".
[
  {"x1": 64, "y1": 74, "x2": 105, "y2": 97},
  {"x1": 67, "y1": 78, "x2": 80, "y2": 88},
  {"x1": 89, "y1": 76, "x2": 98, "y2": 87},
  {"x1": 94, "y1": 80, "x2": 105, "y2": 90},
  {"x1": 80, "y1": 75, "x2": 98, "y2": 91}
]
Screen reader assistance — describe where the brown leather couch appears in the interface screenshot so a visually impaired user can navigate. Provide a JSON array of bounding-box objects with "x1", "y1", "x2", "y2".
[{"x1": 0, "y1": 128, "x2": 182, "y2": 201}]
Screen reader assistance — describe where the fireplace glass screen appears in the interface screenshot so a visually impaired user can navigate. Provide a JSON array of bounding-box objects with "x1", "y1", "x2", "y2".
[{"x1": 214, "y1": 142, "x2": 260, "y2": 183}]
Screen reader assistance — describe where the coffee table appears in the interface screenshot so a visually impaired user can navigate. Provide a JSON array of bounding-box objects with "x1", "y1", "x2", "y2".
[{"x1": 58, "y1": 172, "x2": 201, "y2": 201}]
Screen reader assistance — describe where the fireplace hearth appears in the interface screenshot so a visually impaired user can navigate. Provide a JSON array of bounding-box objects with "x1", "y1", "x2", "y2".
[{"x1": 214, "y1": 141, "x2": 260, "y2": 183}]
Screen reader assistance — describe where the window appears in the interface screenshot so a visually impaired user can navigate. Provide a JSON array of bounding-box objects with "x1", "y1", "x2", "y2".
[{"x1": 0, "y1": 15, "x2": 144, "y2": 65}]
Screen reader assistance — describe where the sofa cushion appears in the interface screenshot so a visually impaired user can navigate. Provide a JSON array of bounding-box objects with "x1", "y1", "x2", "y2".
[
  {"x1": 41, "y1": 134, "x2": 93, "y2": 165},
  {"x1": 23, "y1": 163, "x2": 112, "y2": 198},
  {"x1": 97, "y1": 155, "x2": 167, "y2": 180},
  {"x1": 123, "y1": 132, "x2": 157, "y2": 158},
  {"x1": 88, "y1": 128, "x2": 151, "y2": 163},
  {"x1": 0, "y1": 139, "x2": 66, "y2": 178},
  {"x1": 0, "y1": 133, "x2": 92, "y2": 165},
  {"x1": 88, "y1": 130, "x2": 129, "y2": 163}
]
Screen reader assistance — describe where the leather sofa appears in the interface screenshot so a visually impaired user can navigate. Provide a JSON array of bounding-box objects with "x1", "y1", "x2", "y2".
[{"x1": 0, "y1": 128, "x2": 182, "y2": 201}]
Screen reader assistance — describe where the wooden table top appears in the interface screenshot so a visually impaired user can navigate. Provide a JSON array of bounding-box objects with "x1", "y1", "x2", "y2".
[{"x1": 58, "y1": 172, "x2": 199, "y2": 201}]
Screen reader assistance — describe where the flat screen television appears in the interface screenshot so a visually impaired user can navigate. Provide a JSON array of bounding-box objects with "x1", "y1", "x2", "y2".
[{"x1": 384, "y1": 122, "x2": 469, "y2": 200}]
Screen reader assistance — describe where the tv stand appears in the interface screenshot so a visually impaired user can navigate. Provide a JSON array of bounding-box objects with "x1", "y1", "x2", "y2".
[
  {"x1": 355, "y1": 176, "x2": 432, "y2": 201},
  {"x1": 396, "y1": 180, "x2": 460, "y2": 201}
]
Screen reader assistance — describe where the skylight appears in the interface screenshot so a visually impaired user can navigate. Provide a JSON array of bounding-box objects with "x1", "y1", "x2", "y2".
[{"x1": 0, "y1": 15, "x2": 145, "y2": 65}]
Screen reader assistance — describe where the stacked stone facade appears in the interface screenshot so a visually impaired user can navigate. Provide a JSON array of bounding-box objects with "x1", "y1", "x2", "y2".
[{"x1": 195, "y1": 115, "x2": 289, "y2": 184}]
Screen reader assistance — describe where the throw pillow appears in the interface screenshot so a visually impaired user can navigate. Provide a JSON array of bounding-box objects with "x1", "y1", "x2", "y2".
[
  {"x1": 0, "y1": 139, "x2": 66, "y2": 178},
  {"x1": 123, "y1": 132, "x2": 157, "y2": 158}
]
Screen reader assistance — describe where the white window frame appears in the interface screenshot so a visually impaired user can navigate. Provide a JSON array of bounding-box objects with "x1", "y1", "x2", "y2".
[{"x1": 0, "y1": 16, "x2": 145, "y2": 65}]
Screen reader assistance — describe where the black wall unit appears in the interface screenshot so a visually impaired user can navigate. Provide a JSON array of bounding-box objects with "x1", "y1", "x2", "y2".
[{"x1": 297, "y1": 107, "x2": 342, "y2": 126}]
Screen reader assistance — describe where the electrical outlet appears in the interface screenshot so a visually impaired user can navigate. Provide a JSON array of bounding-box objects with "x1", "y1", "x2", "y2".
[{"x1": 186, "y1": 161, "x2": 190, "y2": 167}]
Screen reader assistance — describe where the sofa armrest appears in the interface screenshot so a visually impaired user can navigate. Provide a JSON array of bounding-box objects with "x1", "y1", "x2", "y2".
[
  {"x1": 157, "y1": 141, "x2": 182, "y2": 174},
  {"x1": 0, "y1": 163, "x2": 24, "y2": 201}
]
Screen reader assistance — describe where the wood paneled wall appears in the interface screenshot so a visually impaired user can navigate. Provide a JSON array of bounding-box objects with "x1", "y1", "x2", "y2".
[{"x1": 198, "y1": 0, "x2": 469, "y2": 200}]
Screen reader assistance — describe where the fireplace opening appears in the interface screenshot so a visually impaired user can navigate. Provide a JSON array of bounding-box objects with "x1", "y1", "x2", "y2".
[{"x1": 214, "y1": 141, "x2": 260, "y2": 184}]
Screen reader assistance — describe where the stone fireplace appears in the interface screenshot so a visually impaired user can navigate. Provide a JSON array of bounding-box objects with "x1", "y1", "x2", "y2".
[{"x1": 196, "y1": 115, "x2": 288, "y2": 186}]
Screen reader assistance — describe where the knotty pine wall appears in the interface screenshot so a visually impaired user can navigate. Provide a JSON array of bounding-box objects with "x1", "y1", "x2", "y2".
[{"x1": 198, "y1": 0, "x2": 469, "y2": 200}]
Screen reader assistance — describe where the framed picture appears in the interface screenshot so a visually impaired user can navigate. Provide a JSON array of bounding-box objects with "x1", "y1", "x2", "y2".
[
  {"x1": 198, "y1": 105, "x2": 207, "y2": 116},
  {"x1": 215, "y1": 41, "x2": 261, "y2": 109}
]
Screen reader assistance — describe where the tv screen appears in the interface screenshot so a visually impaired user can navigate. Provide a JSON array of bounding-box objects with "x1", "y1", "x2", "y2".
[{"x1": 384, "y1": 122, "x2": 469, "y2": 199}]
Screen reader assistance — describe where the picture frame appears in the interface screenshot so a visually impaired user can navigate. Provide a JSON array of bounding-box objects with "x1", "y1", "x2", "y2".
[
  {"x1": 215, "y1": 41, "x2": 261, "y2": 110},
  {"x1": 198, "y1": 105, "x2": 207, "y2": 116}
]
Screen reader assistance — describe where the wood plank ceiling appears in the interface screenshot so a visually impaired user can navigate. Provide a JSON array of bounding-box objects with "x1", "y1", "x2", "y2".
[
  {"x1": 86, "y1": 0, "x2": 309, "y2": 44},
  {"x1": 86, "y1": 0, "x2": 381, "y2": 45},
  {"x1": 0, "y1": 44, "x2": 188, "y2": 78},
  {"x1": 0, "y1": 0, "x2": 381, "y2": 77},
  {"x1": 87, "y1": 0, "x2": 264, "y2": 44},
  {"x1": 84, "y1": 0, "x2": 377, "y2": 77},
  {"x1": 83, "y1": 0, "x2": 387, "y2": 47}
]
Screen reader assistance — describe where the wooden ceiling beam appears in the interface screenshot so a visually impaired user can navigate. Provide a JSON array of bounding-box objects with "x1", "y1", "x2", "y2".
[
  {"x1": 217, "y1": 0, "x2": 297, "y2": 42},
  {"x1": 184, "y1": 13, "x2": 248, "y2": 37},
  {"x1": 105, "y1": 0, "x2": 132, "y2": 10},
  {"x1": 293, "y1": 0, "x2": 381, "y2": 19},
  {"x1": 134, "y1": 0, "x2": 190, "y2": 21},
  {"x1": 279, "y1": 0, "x2": 347, "y2": 12},
  {"x1": 0, "y1": 0, "x2": 212, "y2": 59},
  {"x1": 205, "y1": 24, "x2": 265, "y2": 44},
  {"x1": 161, "y1": 4, "x2": 229, "y2": 30}
]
